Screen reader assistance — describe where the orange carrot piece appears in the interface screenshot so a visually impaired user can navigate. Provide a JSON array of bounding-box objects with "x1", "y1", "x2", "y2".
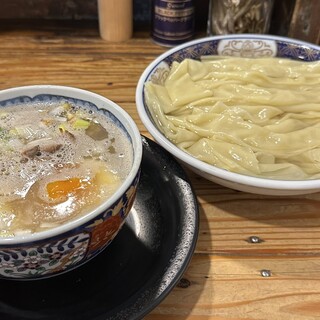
[{"x1": 47, "y1": 178, "x2": 89, "y2": 199}]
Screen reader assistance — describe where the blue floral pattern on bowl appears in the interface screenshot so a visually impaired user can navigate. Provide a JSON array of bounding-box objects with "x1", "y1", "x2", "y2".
[
  {"x1": 160, "y1": 35, "x2": 320, "y2": 66},
  {"x1": 0, "y1": 233, "x2": 90, "y2": 278}
]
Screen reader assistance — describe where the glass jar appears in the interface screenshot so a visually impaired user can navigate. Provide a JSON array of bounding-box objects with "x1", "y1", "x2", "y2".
[{"x1": 208, "y1": 0, "x2": 274, "y2": 35}]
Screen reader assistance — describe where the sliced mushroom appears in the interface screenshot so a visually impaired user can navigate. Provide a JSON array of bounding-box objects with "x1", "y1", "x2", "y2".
[
  {"x1": 21, "y1": 138, "x2": 62, "y2": 158},
  {"x1": 41, "y1": 143, "x2": 62, "y2": 153},
  {"x1": 22, "y1": 145, "x2": 40, "y2": 158},
  {"x1": 85, "y1": 122, "x2": 109, "y2": 141}
]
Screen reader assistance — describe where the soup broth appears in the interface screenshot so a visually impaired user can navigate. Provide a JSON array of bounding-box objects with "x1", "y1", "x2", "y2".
[{"x1": 0, "y1": 99, "x2": 133, "y2": 236}]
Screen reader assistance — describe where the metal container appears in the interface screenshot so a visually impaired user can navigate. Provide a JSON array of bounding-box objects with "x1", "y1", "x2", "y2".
[{"x1": 152, "y1": 0, "x2": 195, "y2": 47}]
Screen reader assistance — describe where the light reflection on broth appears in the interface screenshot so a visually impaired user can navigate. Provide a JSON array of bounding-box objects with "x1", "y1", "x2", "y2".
[{"x1": 0, "y1": 100, "x2": 133, "y2": 236}]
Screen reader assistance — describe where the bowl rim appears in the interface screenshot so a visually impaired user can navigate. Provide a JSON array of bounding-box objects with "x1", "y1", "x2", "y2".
[
  {"x1": 136, "y1": 34, "x2": 320, "y2": 192},
  {"x1": 0, "y1": 85, "x2": 143, "y2": 244}
]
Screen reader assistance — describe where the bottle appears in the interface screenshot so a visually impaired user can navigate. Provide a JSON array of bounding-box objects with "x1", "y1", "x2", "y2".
[
  {"x1": 152, "y1": 0, "x2": 195, "y2": 47},
  {"x1": 98, "y1": 0, "x2": 133, "y2": 42}
]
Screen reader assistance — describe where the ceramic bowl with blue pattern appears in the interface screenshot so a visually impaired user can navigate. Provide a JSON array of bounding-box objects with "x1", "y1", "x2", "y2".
[
  {"x1": 0, "y1": 85, "x2": 142, "y2": 280},
  {"x1": 136, "y1": 34, "x2": 320, "y2": 195}
]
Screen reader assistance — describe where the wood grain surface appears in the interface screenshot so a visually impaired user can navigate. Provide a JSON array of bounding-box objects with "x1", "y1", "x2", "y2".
[{"x1": 1, "y1": 20, "x2": 320, "y2": 320}]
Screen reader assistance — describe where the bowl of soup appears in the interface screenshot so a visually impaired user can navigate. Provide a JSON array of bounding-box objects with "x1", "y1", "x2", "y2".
[
  {"x1": 0, "y1": 85, "x2": 142, "y2": 279},
  {"x1": 136, "y1": 34, "x2": 320, "y2": 195}
]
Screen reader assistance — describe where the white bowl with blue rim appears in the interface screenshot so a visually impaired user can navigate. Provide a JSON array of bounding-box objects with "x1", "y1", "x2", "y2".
[
  {"x1": 136, "y1": 34, "x2": 320, "y2": 196},
  {"x1": 0, "y1": 85, "x2": 142, "y2": 280}
]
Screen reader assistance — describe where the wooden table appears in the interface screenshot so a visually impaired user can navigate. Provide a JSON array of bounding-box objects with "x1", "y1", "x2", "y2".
[{"x1": 1, "y1": 20, "x2": 320, "y2": 320}]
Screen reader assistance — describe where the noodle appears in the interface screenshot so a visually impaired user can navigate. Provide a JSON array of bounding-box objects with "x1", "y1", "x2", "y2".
[{"x1": 144, "y1": 57, "x2": 320, "y2": 180}]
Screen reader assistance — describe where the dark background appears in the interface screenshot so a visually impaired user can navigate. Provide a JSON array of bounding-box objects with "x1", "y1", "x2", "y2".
[{"x1": 0, "y1": 0, "x2": 318, "y2": 44}]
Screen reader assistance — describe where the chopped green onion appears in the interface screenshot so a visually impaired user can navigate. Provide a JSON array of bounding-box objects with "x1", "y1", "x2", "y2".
[{"x1": 72, "y1": 118, "x2": 91, "y2": 129}]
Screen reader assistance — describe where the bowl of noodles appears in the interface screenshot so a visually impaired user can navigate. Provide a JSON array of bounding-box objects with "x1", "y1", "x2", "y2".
[
  {"x1": 0, "y1": 85, "x2": 142, "y2": 279},
  {"x1": 136, "y1": 34, "x2": 320, "y2": 196}
]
